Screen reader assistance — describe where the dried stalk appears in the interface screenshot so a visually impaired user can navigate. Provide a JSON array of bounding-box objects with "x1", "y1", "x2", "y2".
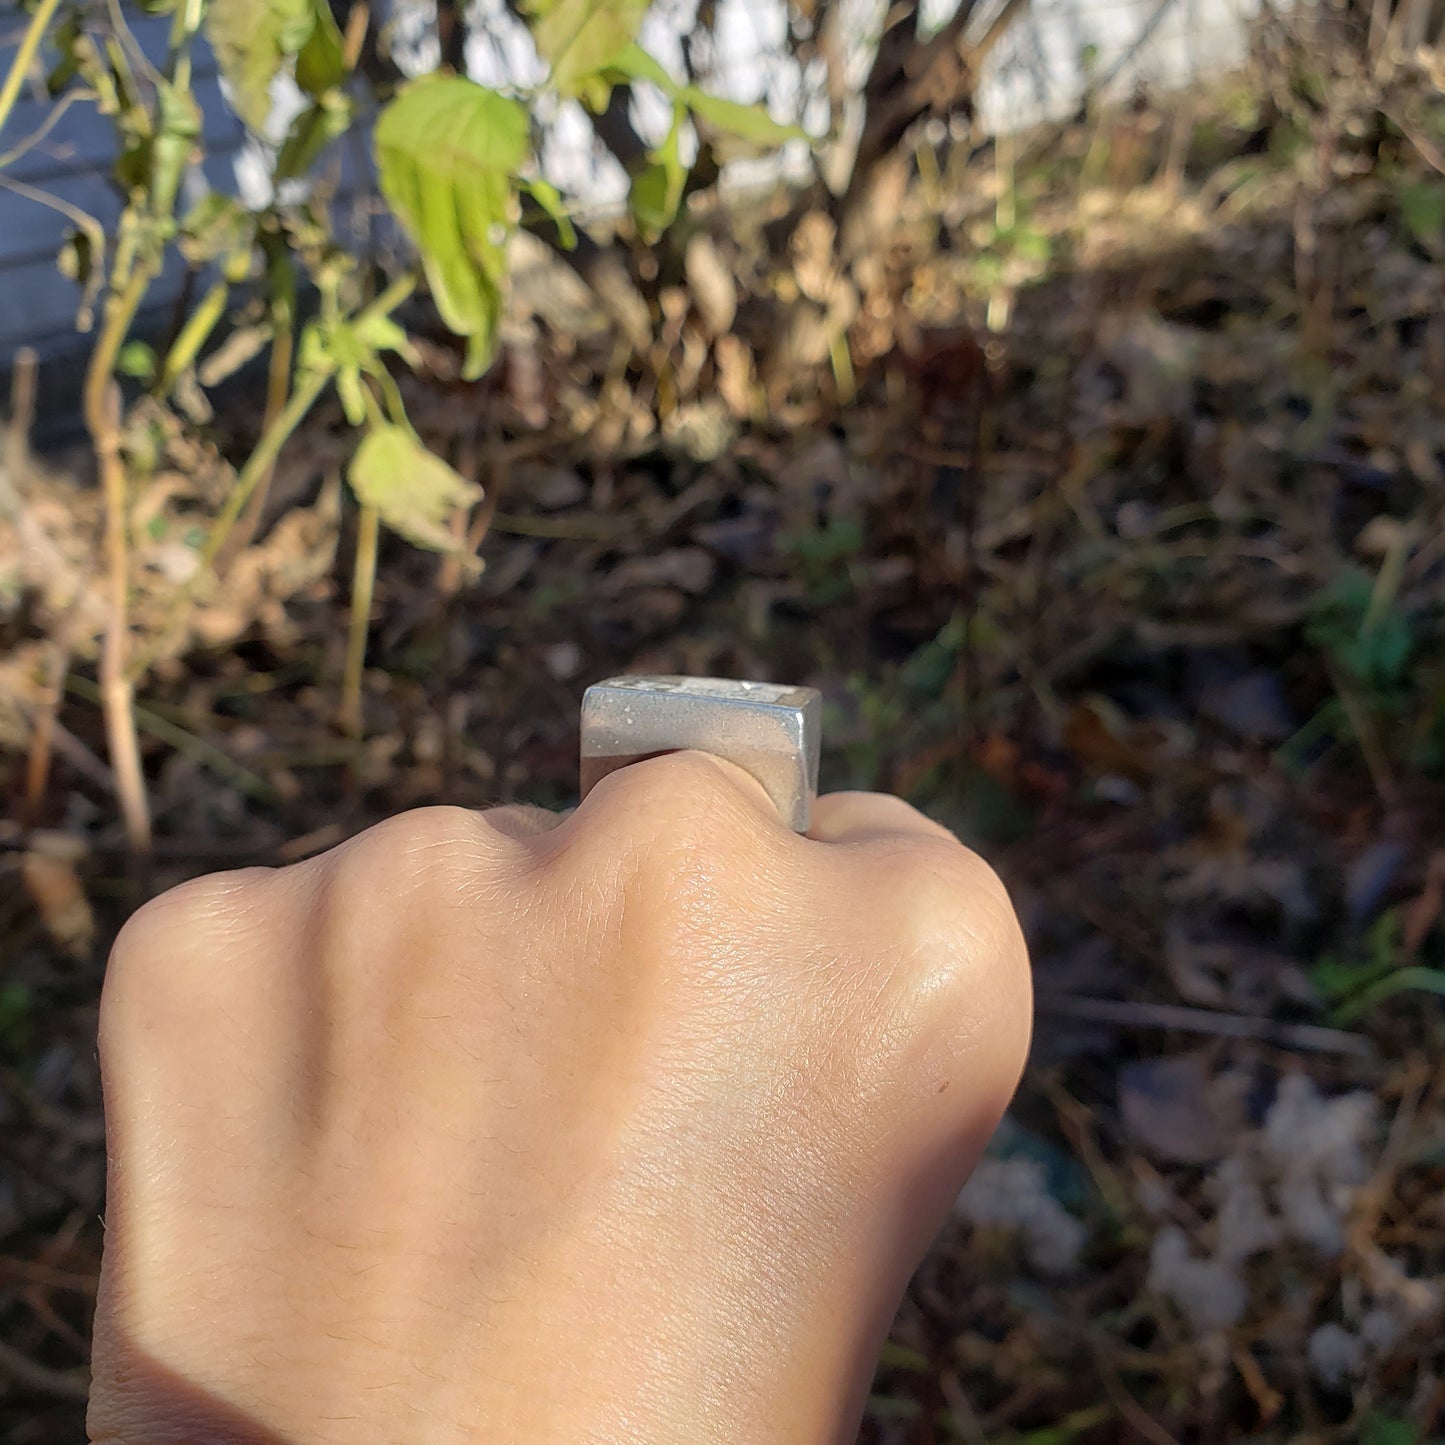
[{"x1": 83, "y1": 268, "x2": 155, "y2": 861}]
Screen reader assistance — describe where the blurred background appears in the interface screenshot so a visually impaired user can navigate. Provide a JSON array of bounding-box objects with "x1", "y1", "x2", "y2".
[{"x1": 0, "y1": 0, "x2": 1443, "y2": 1438}]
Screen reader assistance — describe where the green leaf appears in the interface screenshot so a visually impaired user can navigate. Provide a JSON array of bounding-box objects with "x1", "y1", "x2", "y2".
[
  {"x1": 520, "y1": 177, "x2": 577, "y2": 248},
  {"x1": 629, "y1": 110, "x2": 685, "y2": 240},
  {"x1": 1334, "y1": 966, "x2": 1445, "y2": 1024},
  {"x1": 375, "y1": 76, "x2": 528, "y2": 380},
  {"x1": 1360, "y1": 1411, "x2": 1418, "y2": 1445},
  {"x1": 295, "y1": 0, "x2": 347, "y2": 96},
  {"x1": 148, "y1": 79, "x2": 203, "y2": 218},
  {"x1": 602, "y1": 42, "x2": 676, "y2": 91},
  {"x1": 574, "y1": 74, "x2": 614, "y2": 113},
  {"x1": 117, "y1": 340, "x2": 157, "y2": 381},
  {"x1": 525, "y1": 0, "x2": 650, "y2": 96},
  {"x1": 1307, "y1": 568, "x2": 1414, "y2": 694},
  {"x1": 353, "y1": 312, "x2": 419, "y2": 367},
  {"x1": 178, "y1": 193, "x2": 255, "y2": 266},
  {"x1": 208, "y1": 0, "x2": 316, "y2": 132},
  {"x1": 275, "y1": 91, "x2": 354, "y2": 180},
  {"x1": 682, "y1": 89, "x2": 805, "y2": 148},
  {"x1": 348, "y1": 425, "x2": 483, "y2": 555},
  {"x1": 1396, "y1": 179, "x2": 1445, "y2": 252}
]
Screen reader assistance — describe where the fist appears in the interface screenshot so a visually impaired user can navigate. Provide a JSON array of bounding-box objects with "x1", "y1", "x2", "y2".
[{"x1": 90, "y1": 753, "x2": 1030, "y2": 1445}]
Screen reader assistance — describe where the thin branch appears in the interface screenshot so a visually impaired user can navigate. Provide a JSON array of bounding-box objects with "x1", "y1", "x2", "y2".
[
  {"x1": 1383, "y1": 103, "x2": 1445, "y2": 177},
  {"x1": 66, "y1": 676, "x2": 279, "y2": 802},
  {"x1": 437, "y1": 0, "x2": 469, "y2": 74},
  {"x1": 0, "y1": 1338, "x2": 89, "y2": 1402},
  {"x1": 1094, "y1": 0, "x2": 1179, "y2": 95},
  {"x1": 1038, "y1": 993, "x2": 1375, "y2": 1058},
  {"x1": 127, "y1": 275, "x2": 416, "y2": 683},
  {"x1": 591, "y1": 84, "x2": 650, "y2": 173},
  {"x1": 0, "y1": 171, "x2": 107, "y2": 255},
  {"x1": 84, "y1": 265, "x2": 155, "y2": 863},
  {"x1": 0, "y1": 88, "x2": 89, "y2": 170},
  {"x1": 339, "y1": 503, "x2": 380, "y2": 736},
  {"x1": 0, "y1": 0, "x2": 64, "y2": 141}
]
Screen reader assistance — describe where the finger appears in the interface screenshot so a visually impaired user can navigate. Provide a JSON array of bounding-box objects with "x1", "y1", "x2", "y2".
[
  {"x1": 581, "y1": 750, "x2": 782, "y2": 823},
  {"x1": 571, "y1": 749, "x2": 791, "y2": 851},
  {"x1": 687, "y1": 752, "x2": 781, "y2": 821},
  {"x1": 483, "y1": 804, "x2": 565, "y2": 839},
  {"x1": 808, "y1": 791, "x2": 960, "y2": 846}
]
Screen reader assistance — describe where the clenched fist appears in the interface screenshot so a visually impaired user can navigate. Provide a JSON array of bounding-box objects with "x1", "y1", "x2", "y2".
[{"x1": 89, "y1": 753, "x2": 1031, "y2": 1444}]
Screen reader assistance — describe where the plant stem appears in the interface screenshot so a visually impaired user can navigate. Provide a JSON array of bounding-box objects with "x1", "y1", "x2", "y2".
[
  {"x1": 158, "y1": 277, "x2": 229, "y2": 395},
  {"x1": 200, "y1": 364, "x2": 335, "y2": 573},
  {"x1": 228, "y1": 304, "x2": 295, "y2": 558},
  {"x1": 0, "y1": 0, "x2": 64, "y2": 143},
  {"x1": 164, "y1": 0, "x2": 206, "y2": 93},
  {"x1": 127, "y1": 274, "x2": 415, "y2": 685},
  {"x1": 200, "y1": 275, "x2": 415, "y2": 575},
  {"x1": 339, "y1": 503, "x2": 380, "y2": 737},
  {"x1": 83, "y1": 265, "x2": 156, "y2": 862}
]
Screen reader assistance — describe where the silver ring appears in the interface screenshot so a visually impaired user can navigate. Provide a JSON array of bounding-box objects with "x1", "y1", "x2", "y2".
[{"x1": 579, "y1": 676, "x2": 822, "y2": 832}]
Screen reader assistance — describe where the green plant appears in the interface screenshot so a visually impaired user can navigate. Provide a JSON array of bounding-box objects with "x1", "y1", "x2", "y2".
[
  {"x1": 781, "y1": 514, "x2": 865, "y2": 605},
  {"x1": 0, "y1": 980, "x2": 36, "y2": 1056},
  {"x1": 1358, "y1": 1410, "x2": 1419, "y2": 1445},
  {"x1": 0, "y1": 0, "x2": 802, "y2": 862},
  {"x1": 1282, "y1": 557, "x2": 1445, "y2": 791},
  {"x1": 1311, "y1": 909, "x2": 1445, "y2": 1024},
  {"x1": 2, "y1": 0, "x2": 1035, "y2": 865}
]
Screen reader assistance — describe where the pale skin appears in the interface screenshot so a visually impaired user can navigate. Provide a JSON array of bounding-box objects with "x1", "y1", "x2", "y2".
[{"x1": 88, "y1": 751, "x2": 1033, "y2": 1444}]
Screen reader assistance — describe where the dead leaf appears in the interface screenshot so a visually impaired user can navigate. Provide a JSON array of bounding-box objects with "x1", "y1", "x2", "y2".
[
  {"x1": 22, "y1": 846, "x2": 95, "y2": 960},
  {"x1": 348, "y1": 426, "x2": 483, "y2": 558},
  {"x1": 684, "y1": 234, "x2": 736, "y2": 337},
  {"x1": 1120, "y1": 1051, "x2": 1247, "y2": 1166}
]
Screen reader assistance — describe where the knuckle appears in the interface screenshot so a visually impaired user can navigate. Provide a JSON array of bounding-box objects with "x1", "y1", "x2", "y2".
[
  {"x1": 587, "y1": 750, "x2": 759, "y2": 849},
  {"x1": 875, "y1": 840, "x2": 1029, "y2": 996},
  {"x1": 862, "y1": 841, "x2": 1032, "y2": 1083},
  {"x1": 322, "y1": 805, "x2": 487, "y2": 902},
  {"x1": 102, "y1": 868, "x2": 275, "y2": 1040},
  {"x1": 110, "y1": 868, "x2": 272, "y2": 972}
]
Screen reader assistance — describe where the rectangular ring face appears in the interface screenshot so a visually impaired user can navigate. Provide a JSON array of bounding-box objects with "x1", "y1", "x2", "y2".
[{"x1": 580, "y1": 676, "x2": 822, "y2": 832}]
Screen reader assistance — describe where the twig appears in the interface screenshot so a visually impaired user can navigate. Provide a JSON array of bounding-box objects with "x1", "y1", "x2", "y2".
[
  {"x1": 0, "y1": 172, "x2": 107, "y2": 266},
  {"x1": 65, "y1": 675, "x2": 279, "y2": 803},
  {"x1": 1382, "y1": 104, "x2": 1445, "y2": 179},
  {"x1": 7, "y1": 345, "x2": 36, "y2": 492},
  {"x1": 0, "y1": 1338, "x2": 89, "y2": 1402},
  {"x1": 125, "y1": 274, "x2": 415, "y2": 686},
  {"x1": 1094, "y1": 0, "x2": 1182, "y2": 95},
  {"x1": 1039, "y1": 993, "x2": 1375, "y2": 1057},
  {"x1": 1088, "y1": 1334, "x2": 1181, "y2": 1445},
  {"x1": 22, "y1": 640, "x2": 70, "y2": 823},
  {"x1": 0, "y1": 667, "x2": 115, "y2": 792},
  {"x1": 339, "y1": 502, "x2": 379, "y2": 737},
  {"x1": 0, "y1": 87, "x2": 86, "y2": 170},
  {"x1": 1324, "y1": 655, "x2": 1398, "y2": 808},
  {"x1": 84, "y1": 267, "x2": 155, "y2": 864},
  {"x1": 342, "y1": 3, "x2": 371, "y2": 69},
  {"x1": 0, "y1": 0, "x2": 63, "y2": 141},
  {"x1": 489, "y1": 511, "x2": 615, "y2": 540},
  {"x1": 200, "y1": 276, "x2": 414, "y2": 576}
]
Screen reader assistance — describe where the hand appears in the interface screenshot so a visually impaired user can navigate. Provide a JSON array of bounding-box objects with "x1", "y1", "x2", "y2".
[{"x1": 88, "y1": 753, "x2": 1031, "y2": 1445}]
